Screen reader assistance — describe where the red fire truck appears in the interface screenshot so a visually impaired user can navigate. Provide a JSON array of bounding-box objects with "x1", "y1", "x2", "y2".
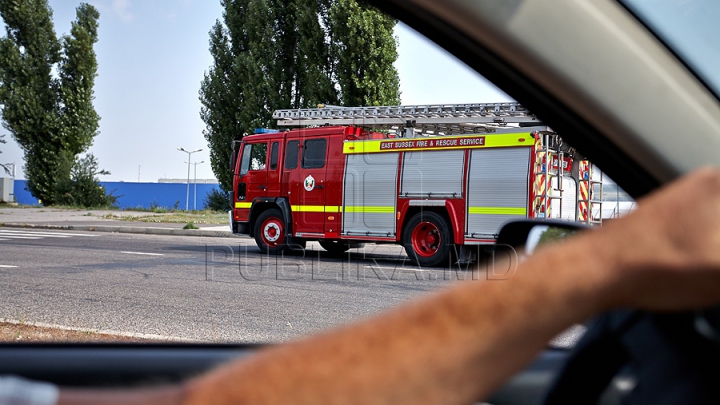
[{"x1": 230, "y1": 103, "x2": 602, "y2": 267}]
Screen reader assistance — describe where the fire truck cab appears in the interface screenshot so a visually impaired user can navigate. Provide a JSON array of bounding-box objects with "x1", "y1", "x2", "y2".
[
  {"x1": 230, "y1": 103, "x2": 601, "y2": 267},
  {"x1": 231, "y1": 126, "x2": 357, "y2": 253}
]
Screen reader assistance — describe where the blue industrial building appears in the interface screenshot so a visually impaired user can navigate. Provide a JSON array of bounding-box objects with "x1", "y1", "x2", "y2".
[{"x1": 12, "y1": 179, "x2": 222, "y2": 210}]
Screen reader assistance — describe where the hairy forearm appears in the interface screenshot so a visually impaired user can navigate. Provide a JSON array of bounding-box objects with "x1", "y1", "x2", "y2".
[
  {"x1": 182, "y1": 229, "x2": 619, "y2": 405},
  {"x1": 53, "y1": 226, "x2": 623, "y2": 405},
  {"x1": 52, "y1": 169, "x2": 720, "y2": 405},
  {"x1": 53, "y1": 229, "x2": 619, "y2": 405}
]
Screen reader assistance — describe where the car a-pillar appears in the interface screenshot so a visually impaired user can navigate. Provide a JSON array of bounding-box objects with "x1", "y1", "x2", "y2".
[{"x1": 402, "y1": 208, "x2": 454, "y2": 267}]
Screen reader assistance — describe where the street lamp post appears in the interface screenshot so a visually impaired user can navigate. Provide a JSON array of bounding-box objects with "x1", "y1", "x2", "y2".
[
  {"x1": 177, "y1": 147, "x2": 202, "y2": 211},
  {"x1": 186, "y1": 160, "x2": 204, "y2": 210}
]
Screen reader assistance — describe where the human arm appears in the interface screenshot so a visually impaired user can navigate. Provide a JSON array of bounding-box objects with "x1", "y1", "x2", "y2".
[
  {"x1": 57, "y1": 236, "x2": 610, "y2": 405},
  {"x1": 56, "y1": 168, "x2": 720, "y2": 405}
]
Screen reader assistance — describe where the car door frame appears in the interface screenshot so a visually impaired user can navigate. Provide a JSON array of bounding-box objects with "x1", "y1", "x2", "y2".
[{"x1": 3, "y1": 1, "x2": 714, "y2": 402}]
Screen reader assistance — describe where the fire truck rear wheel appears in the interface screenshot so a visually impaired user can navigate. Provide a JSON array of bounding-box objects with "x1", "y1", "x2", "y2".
[
  {"x1": 319, "y1": 241, "x2": 351, "y2": 255},
  {"x1": 254, "y1": 209, "x2": 289, "y2": 254},
  {"x1": 403, "y1": 211, "x2": 452, "y2": 267}
]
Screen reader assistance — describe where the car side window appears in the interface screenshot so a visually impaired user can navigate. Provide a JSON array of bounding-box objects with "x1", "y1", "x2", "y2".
[
  {"x1": 285, "y1": 140, "x2": 299, "y2": 169},
  {"x1": 270, "y1": 142, "x2": 279, "y2": 170},
  {"x1": 302, "y1": 139, "x2": 326, "y2": 169}
]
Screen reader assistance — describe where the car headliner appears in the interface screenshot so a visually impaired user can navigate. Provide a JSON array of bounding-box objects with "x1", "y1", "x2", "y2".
[{"x1": 371, "y1": 0, "x2": 720, "y2": 199}]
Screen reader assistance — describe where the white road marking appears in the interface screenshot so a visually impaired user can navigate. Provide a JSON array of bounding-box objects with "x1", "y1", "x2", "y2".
[
  {"x1": 0, "y1": 265, "x2": 18, "y2": 268},
  {"x1": 0, "y1": 231, "x2": 69, "y2": 238},
  {"x1": 121, "y1": 251, "x2": 164, "y2": 256},
  {"x1": 0, "y1": 230, "x2": 97, "y2": 237},
  {"x1": 0, "y1": 229, "x2": 100, "y2": 243}
]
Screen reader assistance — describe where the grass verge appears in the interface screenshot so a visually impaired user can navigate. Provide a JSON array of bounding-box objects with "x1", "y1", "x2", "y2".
[
  {"x1": 101, "y1": 210, "x2": 227, "y2": 224},
  {"x1": 1, "y1": 204, "x2": 228, "y2": 225}
]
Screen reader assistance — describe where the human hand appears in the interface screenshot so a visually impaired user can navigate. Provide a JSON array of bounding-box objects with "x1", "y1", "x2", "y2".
[{"x1": 592, "y1": 167, "x2": 720, "y2": 311}]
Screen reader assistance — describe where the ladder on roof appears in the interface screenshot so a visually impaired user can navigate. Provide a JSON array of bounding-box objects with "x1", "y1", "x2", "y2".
[{"x1": 273, "y1": 102, "x2": 544, "y2": 136}]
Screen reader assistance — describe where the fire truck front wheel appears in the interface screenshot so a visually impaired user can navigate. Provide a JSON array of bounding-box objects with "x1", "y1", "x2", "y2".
[
  {"x1": 403, "y1": 212, "x2": 452, "y2": 267},
  {"x1": 254, "y1": 209, "x2": 290, "y2": 254}
]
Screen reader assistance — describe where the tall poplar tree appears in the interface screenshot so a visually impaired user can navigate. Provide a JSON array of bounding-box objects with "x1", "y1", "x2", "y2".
[
  {"x1": 0, "y1": 1, "x2": 100, "y2": 205},
  {"x1": 200, "y1": 0, "x2": 400, "y2": 192},
  {"x1": 329, "y1": 0, "x2": 400, "y2": 107}
]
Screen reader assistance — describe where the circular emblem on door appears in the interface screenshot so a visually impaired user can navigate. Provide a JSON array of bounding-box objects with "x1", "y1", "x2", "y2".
[{"x1": 304, "y1": 175, "x2": 315, "y2": 191}]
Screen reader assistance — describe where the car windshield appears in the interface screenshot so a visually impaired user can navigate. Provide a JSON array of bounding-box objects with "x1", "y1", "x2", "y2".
[
  {"x1": 0, "y1": 1, "x2": 634, "y2": 347},
  {"x1": 620, "y1": 0, "x2": 720, "y2": 99}
]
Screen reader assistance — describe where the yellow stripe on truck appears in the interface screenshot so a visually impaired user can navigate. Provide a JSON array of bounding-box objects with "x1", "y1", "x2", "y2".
[
  {"x1": 291, "y1": 205, "x2": 341, "y2": 213},
  {"x1": 344, "y1": 206, "x2": 395, "y2": 214},
  {"x1": 240, "y1": 204, "x2": 391, "y2": 214},
  {"x1": 468, "y1": 207, "x2": 527, "y2": 216},
  {"x1": 343, "y1": 133, "x2": 534, "y2": 154}
]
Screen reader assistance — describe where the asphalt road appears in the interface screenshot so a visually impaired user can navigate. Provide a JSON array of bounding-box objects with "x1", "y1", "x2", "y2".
[
  {"x1": 0, "y1": 228, "x2": 585, "y2": 345},
  {"x1": 0, "y1": 229, "x2": 473, "y2": 343}
]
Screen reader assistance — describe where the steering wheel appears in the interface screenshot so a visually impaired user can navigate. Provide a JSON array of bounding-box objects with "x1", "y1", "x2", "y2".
[
  {"x1": 541, "y1": 308, "x2": 720, "y2": 404},
  {"x1": 494, "y1": 221, "x2": 720, "y2": 403}
]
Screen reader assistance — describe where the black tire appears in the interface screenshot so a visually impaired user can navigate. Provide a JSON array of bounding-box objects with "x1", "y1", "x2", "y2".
[
  {"x1": 319, "y1": 240, "x2": 351, "y2": 255},
  {"x1": 288, "y1": 238, "x2": 307, "y2": 252},
  {"x1": 254, "y1": 209, "x2": 289, "y2": 254},
  {"x1": 402, "y1": 211, "x2": 453, "y2": 267}
]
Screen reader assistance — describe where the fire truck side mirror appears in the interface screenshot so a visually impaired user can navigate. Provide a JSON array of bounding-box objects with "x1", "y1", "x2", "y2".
[
  {"x1": 230, "y1": 150, "x2": 237, "y2": 174},
  {"x1": 495, "y1": 220, "x2": 586, "y2": 256}
]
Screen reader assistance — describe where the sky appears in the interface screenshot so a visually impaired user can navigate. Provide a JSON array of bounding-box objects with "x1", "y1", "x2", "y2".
[{"x1": 0, "y1": 0, "x2": 511, "y2": 182}]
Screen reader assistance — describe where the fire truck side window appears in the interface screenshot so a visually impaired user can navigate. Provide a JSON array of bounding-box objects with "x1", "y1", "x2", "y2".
[
  {"x1": 302, "y1": 139, "x2": 327, "y2": 169},
  {"x1": 270, "y1": 142, "x2": 279, "y2": 170},
  {"x1": 239, "y1": 144, "x2": 253, "y2": 176},
  {"x1": 250, "y1": 143, "x2": 267, "y2": 171},
  {"x1": 285, "y1": 140, "x2": 299, "y2": 169},
  {"x1": 240, "y1": 143, "x2": 267, "y2": 176}
]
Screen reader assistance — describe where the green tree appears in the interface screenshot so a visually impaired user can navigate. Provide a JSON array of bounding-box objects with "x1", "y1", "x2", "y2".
[
  {"x1": 199, "y1": 0, "x2": 266, "y2": 193},
  {"x1": 329, "y1": 0, "x2": 400, "y2": 106},
  {"x1": 0, "y1": 1, "x2": 101, "y2": 205},
  {"x1": 54, "y1": 152, "x2": 115, "y2": 208},
  {"x1": 58, "y1": 3, "x2": 100, "y2": 157},
  {"x1": 269, "y1": 0, "x2": 337, "y2": 110},
  {"x1": 537, "y1": 227, "x2": 578, "y2": 246},
  {"x1": 200, "y1": 0, "x2": 400, "y2": 192}
]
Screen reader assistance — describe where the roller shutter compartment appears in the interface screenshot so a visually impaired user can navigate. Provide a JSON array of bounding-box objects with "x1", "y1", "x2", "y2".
[
  {"x1": 342, "y1": 152, "x2": 399, "y2": 236},
  {"x1": 400, "y1": 150, "x2": 464, "y2": 198},
  {"x1": 466, "y1": 148, "x2": 531, "y2": 238}
]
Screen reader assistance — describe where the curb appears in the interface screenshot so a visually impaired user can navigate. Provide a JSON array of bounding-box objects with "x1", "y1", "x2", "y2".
[
  {"x1": 0, "y1": 318, "x2": 202, "y2": 343},
  {"x1": 0, "y1": 222, "x2": 235, "y2": 238}
]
